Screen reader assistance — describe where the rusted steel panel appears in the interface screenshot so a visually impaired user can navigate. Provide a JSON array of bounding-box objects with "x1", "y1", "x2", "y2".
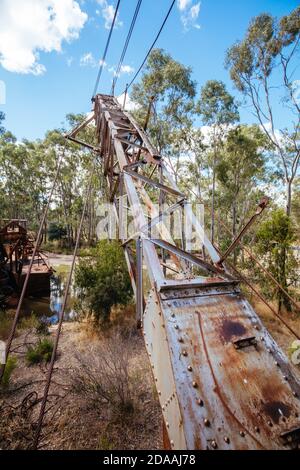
[
  {"x1": 155, "y1": 283, "x2": 300, "y2": 449},
  {"x1": 143, "y1": 289, "x2": 187, "y2": 450}
]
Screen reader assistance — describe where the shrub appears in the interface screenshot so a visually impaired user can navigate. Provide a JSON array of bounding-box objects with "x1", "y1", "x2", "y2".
[
  {"x1": 72, "y1": 329, "x2": 135, "y2": 417},
  {"x1": 48, "y1": 222, "x2": 67, "y2": 242},
  {"x1": 35, "y1": 318, "x2": 50, "y2": 336},
  {"x1": 75, "y1": 240, "x2": 132, "y2": 324},
  {"x1": 26, "y1": 338, "x2": 54, "y2": 365},
  {"x1": 1, "y1": 356, "x2": 17, "y2": 388}
]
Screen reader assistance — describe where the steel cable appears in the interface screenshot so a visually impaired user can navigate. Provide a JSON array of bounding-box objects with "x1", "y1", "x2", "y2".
[
  {"x1": 32, "y1": 155, "x2": 96, "y2": 450},
  {"x1": 110, "y1": 0, "x2": 143, "y2": 96},
  {"x1": 122, "y1": 0, "x2": 176, "y2": 94},
  {"x1": 92, "y1": 0, "x2": 122, "y2": 99},
  {"x1": 0, "y1": 145, "x2": 66, "y2": 383}
]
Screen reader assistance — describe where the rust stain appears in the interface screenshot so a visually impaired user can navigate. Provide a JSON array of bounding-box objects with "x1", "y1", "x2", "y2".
[
  {"x1": 220, "y1": 319, "x2": 247, "y2": 344},
  {"x1": 197, "y1": 312, "x2": 265, "y2": 449},
  {"x1": 262, "y1": 401, "x2": 291, "y2": 425}
]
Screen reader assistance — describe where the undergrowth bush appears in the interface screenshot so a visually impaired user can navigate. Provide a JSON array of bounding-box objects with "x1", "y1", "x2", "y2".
[
  {"x1": 72, "y1": 329, "x2": 136, "y2": 418},
  {"x1": 1, "y1": 356, "x2": 17, "y2": 388},
  {"x1": 26, "y1": 338, "x2": 54, "y2": 365}
]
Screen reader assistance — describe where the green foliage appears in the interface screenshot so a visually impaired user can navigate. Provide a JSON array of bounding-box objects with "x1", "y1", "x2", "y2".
[
  {"x1": 131, "y1": 49, "x2": 196, "y2": 154},
  {"x1": 75, "y1": 240, "x2": 132, "y2": 324},
  {"x1": 0, "y1": 111, "x2": 5, "y2": 135},
  {"x1": 26, "y1": 338, "x2": 54, "y2": 365},
  {"x1": 1, "y1": 356, "x2": 17, "y2": 388},
  {"x1": 197, "y1": 80, "x2": 239, "y2": 126},
  {"x1": 256, "y1": 209, "x2": 295, "y2": 251},
  {"x1": 48, "y1": 222, "x2": 67, "y2": 242},
  {"x1": 225, "y1": 6, "x2": 300, "y2": 216},
  {"x1": 256, "y1": 208, "x2": 297, "y2": 311}
]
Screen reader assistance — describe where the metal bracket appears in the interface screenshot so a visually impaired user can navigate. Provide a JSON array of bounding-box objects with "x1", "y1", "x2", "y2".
[{"x1": 233, "y1": 336, "x2": 257, "y2": 350}]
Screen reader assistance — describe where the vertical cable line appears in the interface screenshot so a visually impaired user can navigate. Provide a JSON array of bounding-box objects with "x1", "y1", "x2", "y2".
[
  {"x1": 123, "y1": 0, "x2": 176, "y2": 93},
  {"x1": 92, "y1": 0, "x2": 122, "y2": 99},
  {"x1": 0, "y1": 146, "x2": 66, "y2": 383},
  {"x1": 32, "y1": 156, "x2": 96, "y2": 450},
  {"x1": 110, "y1": 0, "x2": 143, "y2": 96}
]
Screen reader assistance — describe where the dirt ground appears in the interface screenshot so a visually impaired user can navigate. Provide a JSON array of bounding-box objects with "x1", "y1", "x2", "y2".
[{"x1": 0, "y1": 322, "x2": 163, "y2": 450}]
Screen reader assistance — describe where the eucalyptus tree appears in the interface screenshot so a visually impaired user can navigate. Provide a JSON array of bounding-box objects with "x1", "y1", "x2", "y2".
[
  {"x1": 196, "y1": 80, "x2": 239, "y2": 243},
  {"x1": 216, "y1": 125, "x2": 267, "y2": 263},
  {"x1": 0, "y1": 112, "x2": 5, "y2": 135},
  {"x1": 226, "y1": 6, "x2": 300, "y2": 216},
  {"x1": 130, "y1": 48, "x2": 197, "y2": 177}
]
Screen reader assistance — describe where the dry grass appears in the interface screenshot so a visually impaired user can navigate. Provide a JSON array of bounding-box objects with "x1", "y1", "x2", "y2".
[
  {"x1": 0, "y1": 320, "x2": 162, "y2": 450},
  {"x1": 253, "y1": 298, "x2": 300, "y2": 356}
]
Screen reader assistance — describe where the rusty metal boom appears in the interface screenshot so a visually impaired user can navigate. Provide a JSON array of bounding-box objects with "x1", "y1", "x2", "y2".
[{"x1": 67, "y1": 94, "x2": 300, "y2": 450}]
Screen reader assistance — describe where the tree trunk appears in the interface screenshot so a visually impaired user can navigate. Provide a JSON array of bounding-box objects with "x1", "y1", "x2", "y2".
[
  {"x1": 211, "y1": 155, "x2": 216, "y2": 244},
  {"x1": 232, "y1": 200, "x2": 237, "y2": 266},
  {"x1": 278, "y1": 245, "x2": 292, "y2": 313},
  {"x1": 286, "y1": 179, "x2": 292, "y2": 217}
]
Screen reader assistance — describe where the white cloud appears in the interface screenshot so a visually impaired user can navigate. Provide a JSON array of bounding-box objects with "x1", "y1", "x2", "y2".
[
  {"x1": 0, "y1": 0, "x2": 87, "y2": 75},
  {"x1": 178, "y1": 1, "x2": 201, "y2": 31},
  {"x1": 96, "y1": 0, "x2": 123, "y2": 30},
  {"x1": 80, "y1": 53, "x2": 106, "y2": 68},
  {"x1": 120, "y1": 65, "x2": 134, "y2": 74},
  {"x1": 177, "y1": 0, "x2": 192, "y2": 11},
  {"x1": 117, "y1": 93, "x2": 139, "y2": 112},
  {"x1": 109, "y1": 64, "x2": 134, "y2": 77},
  {"x1": 67, "y1": 57, "x2": 74, "y2": 67}
]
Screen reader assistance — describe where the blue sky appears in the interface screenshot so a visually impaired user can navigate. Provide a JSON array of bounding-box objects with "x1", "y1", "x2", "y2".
[{"x1": 0, "y1": 0, "x2": 299, "y2": 140}]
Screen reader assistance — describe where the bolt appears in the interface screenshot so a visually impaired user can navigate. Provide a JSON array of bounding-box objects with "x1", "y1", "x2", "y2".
[
  {"x1": 275, "y1": 361, "x2": 280, "y2": 367},
  {"x1": 211, "y1": 440, "x2": 217, "y2": 449},
  {"x1": 240, "y1": 431, "x2": 245, "y2": 437},
  {"x1": 255, "y1": 427, "x2": 260, "y2": 433},
  {"x1": 158, "y1": 390, "x2": 161, "y2": 395},
  {"x1": 170, "y1": 440, "x2": 174, "y2": 446},
  {"x1": 166, "y1": 422, "x2": 170, "y2": 428},
  {"x1": 204, "y1": 418, "x2": 210, "y2": 427},
  {"x1": 197, "y1": 399, "x2": 204, "y2": 407},
  {"x1": 171, "y1": 313, "x2": 175, "y2": 317},
  {"x1": 293, "y1": 391, "x2": 298, "y2": 397},
  {"x1": 224, "y1": 437, "x2": 230, "y2": 444},
  {"x1": 192, "y1": 381, "x2": 198, "y2": 388},
  {"x1": 268, "y1": 421, "x2": 273, "y2": 427},
  {"x1": 187, "y1": 365, "x2": 193, "y2": 371},
  {"x1": 175, "y1": 324, "x2": 179, "y2": 330},
  {"x1": 178, "y1": 337, "x2": 183, "y2": 343},
  {"x1": 284, "y1": 376, "x2": 288, "y2": 381},
  {"x1": 182, "y1": 350, "x2": 188, "y2": 356}
]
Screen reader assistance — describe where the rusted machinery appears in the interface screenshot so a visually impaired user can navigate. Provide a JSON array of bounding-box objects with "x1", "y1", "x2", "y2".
[
  {"x1": 67, "y1": 94, "x2": 300, "y2": 450},
  {"x1": 0, "y1": 219, "x2": 52, "y2": 297}
]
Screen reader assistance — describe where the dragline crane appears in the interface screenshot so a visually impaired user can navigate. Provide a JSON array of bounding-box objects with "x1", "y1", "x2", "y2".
[{"x1": 66, "y1": 94, "x2": 300, "y2": 450}]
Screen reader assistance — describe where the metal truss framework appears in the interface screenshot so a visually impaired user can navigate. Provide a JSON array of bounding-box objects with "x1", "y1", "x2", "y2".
[{"x1": 67, "y1": 94, "x2": 300, "y2": 450}]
